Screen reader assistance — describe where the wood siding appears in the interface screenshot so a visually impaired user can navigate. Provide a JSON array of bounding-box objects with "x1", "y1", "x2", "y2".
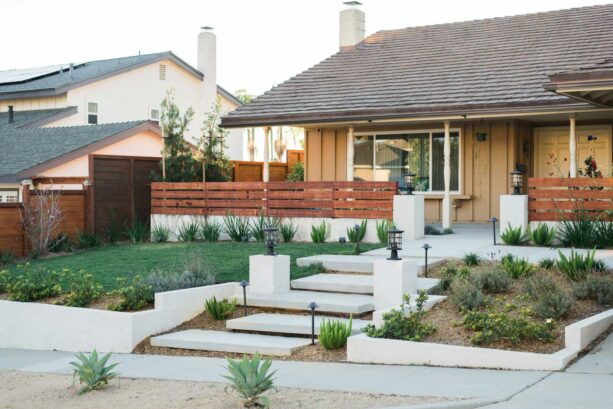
[{"x1": 305, "y1": 128, "x2": 347, "y2": 181}]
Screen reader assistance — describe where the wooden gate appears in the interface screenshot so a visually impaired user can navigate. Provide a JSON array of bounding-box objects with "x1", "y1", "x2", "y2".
[{"x1": 90, "y1": 155, "x2": 161, "y2": 235}]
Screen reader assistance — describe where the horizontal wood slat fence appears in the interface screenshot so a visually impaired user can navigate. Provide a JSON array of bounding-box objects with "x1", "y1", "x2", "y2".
[
  {"x1": 527, "y1": 177, "x2": 613, "y2": 221},
  {"x1": 151, "y1": 181, "x2": 397, "y2": 219}
]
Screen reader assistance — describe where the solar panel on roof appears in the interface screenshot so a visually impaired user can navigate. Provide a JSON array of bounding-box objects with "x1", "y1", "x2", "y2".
[{"x1": 0, "y1": 64, "x2": 68, "y2": 85}]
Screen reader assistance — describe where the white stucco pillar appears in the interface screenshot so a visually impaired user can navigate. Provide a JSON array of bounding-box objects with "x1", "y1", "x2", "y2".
[
  {"x1": 442, "y1": 120, "x2": 452, "y2": 229},
  {"x1": 373, "y1": 259, "x2": 418, "y2": 310},
  {"x1": 393, "y1": 195, "x2": 424, "y2": 240},
  {"x1": 249, "y1": 254, "x2": 290, "y2": 295},
  {"x1": 500, "y1": 195, "x2": 529, "y2": 234},
  {"x1": 263, "y1": 127, "x2": 270, "y2": 182},
  {"x1": 346, "y1": 127, "x2": 354, "y2": 181},
  {"x1": 569, "y1": 114, "x2": 577, "y2": 178}
]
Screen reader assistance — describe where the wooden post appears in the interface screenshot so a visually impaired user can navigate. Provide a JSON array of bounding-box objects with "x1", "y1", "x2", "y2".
[
  {"x1": 263, "y1": 127, "x2": 270, "y2": 182},
  {"x1": 569, "y1": 114, "x2": 577, "y2": 178},
  {"x1": 442, "y1": 121, "x2": 452, "y2": 229},
  {"x1": 346, "y1": 127, "x2": 354, "y2": 181}
]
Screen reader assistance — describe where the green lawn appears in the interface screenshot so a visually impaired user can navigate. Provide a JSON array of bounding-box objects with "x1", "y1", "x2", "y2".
[{"x1": 8, "y1": 242, "x2": 382, "y2": 290}]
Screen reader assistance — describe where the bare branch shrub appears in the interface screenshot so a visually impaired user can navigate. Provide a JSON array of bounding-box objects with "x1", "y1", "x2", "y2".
[{"x1": 20, "y1": 188, "x2": 63, "y2": 256}]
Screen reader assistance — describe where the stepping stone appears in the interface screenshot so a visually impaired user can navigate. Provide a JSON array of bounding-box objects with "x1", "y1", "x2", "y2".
[
  {"x1": 227, "y1": 313, "x2": 371, "y2": 336},
  {"x1": 296, "y1": 254, "x2": 445, "y2": 275},
  {"x1": 150, "y1": 329, "x2": 311, "y2": 356},
  {"x1": 291, "y1": 274, "x2": 440, "y2": 294},
  {"x1": 240, "y1": 290, "x2": 374, "y2": 314}
]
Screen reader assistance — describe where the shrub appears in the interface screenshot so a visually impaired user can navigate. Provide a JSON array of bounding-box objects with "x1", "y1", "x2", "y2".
[
  {"x1": 6, "y1": 265, "x2": 62, "y2": 301},
  {"x1": 181, "y1": 251, "x2": 216, "y2": 283},
  {"x1": 363, "y1": 292, "x2": 435, "y2": 341},
  {"x1": 21, "y1": 188, "x2": 63, "y2": 257},
  {"x1": 522, "y1": 274, "x2": 559, "y2": 299},
  {"x1": 176, "y1": 221, "x2": 200, "y2": 242},
  {"x1": 223, "y1": 353, "x2": 276, "y2": 408},
  {"x1": 77, "y1": 230, "x2": 101, "y2": 249},
  {"x1": 574, "y1": 275, "x2": 613, "y2": 306},
  {"x1": 200, "y1": 219, "x2": 222, "y2": 242},
  {"x1": 375, "y1": 219, "x2": 394, "y2": 244},
  {"x1": 462, "y1": 309, "x2": 555, "y2": 345},
  {"x1": 205, "y1": 296, "x2": 237, "y2": 320},
  {"x1": 151, "y1": 224, "x2": 171, "y2": 243},
  {"x1": 279, "y1": 220, "x2": 298, "y2": 243},
  {"x1": 347, "y1": 220, "x2": 367, "y2": 243},
  {"x1": 462, "y1": 252, "x2": 480, "y2": 266},
  {"x1": 438, "y1": 265, "x2": 470, "y2": 292},
  {"x1": 310, "y1": 220, "x2": 330, "y2": 243},
  {"x1": 592, "y1": 259, "x2": 606, "y2": 273},
  {"x1": 500, "y1": 254, "x2": 533, "y2": 278},
  {"x1": 105, "y1": 210, "x2": 123, "y2": 244},
  {"x1": 286, "y1": 162, "x2": 304, "y2": 182},
  {"x1": 70, "y1": 350, "x2": 119, "y2": 394},
  {"x1": 48, "y1": 233, "x2": 72, "y2": 253},
  {"x1": 450, "y1": 278, "x2": 487, "y2": 311},
  {"x1": 251, "y1": 214, "x2": 281, "y2": 242},
  {"x1": 475, "y1": 269, "x2": 511, "y2": 294},
  {"x1": 144, "y1": 253, "x2": 214, "y2": 294},
  {"x1": 108, "y1": 275, "x2": 152, "y2": 311},
  {"x1": 558, "y1": 212, "x2": 596, "y2": 248},
  {"x1": 522, "y1": 275, "x2": 572, "y2": 319},
  {"x1": 224, "y1": 213, "x2": 252, "y2": 242},
  {"x1": 59, "y1": 270, "x2": 104, "y2": 307},
  {"x1": 0, "y1": 269, "x2": 9, "y2": 293},
  {"x1": 319, "y1": 317, "x2": 353, "y2": 350},
  {"x1": 529, "y1": 224, "x2": 556, "y2": 247},
  {"x1": 538, "y1": 258, "x2": 555, "y2": 269},
  {"x1": 126, "y1": 220, "x2": 149, "y2": 244},
  {"x1": 557, "y1": 249, "x2": 595, "y2": 282},
  {"x1": 442, "y1": 228, "x2": 454, "y2": 234},
  {"x1": 593, "y1": 220, "x2": 613, "y2": 249},
  {"x1": 500, "y1": 224, "x2": 530, "y2": 245},
  {"x1": 0, "y1": 249, "x2": 14, "y2": 266}
]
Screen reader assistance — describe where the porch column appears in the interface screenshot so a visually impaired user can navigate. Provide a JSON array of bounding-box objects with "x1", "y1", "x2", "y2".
[
  {"x1": 346, "y1": 127, "x2": 354, "y2": 181},
  {"x1": 569, "y1": 114, "x2": 577, "y2": 178},
  {"x1": 263, "y1": 126, "x2": 270, "y2": 182},
  {"x1": 442, "y1": 121, "x2": 452, "y2": 229}
]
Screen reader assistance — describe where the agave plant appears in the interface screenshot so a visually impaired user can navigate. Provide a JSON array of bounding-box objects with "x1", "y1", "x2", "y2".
[
  {"x1": 319, "y1": 317, "x2": 353, "y2": 350},
  {"x1": 500, "y1": 224, "x2": 530, "y2": 245},
  {"x1": 557, "y1": 249, "x2": 596, "y2": 282},
  {"x1": 529, "y1": 223, "x2": 556, "y2": 247},
  {"x1": 70, "y1": 350, "x2": 119, "y2": 394},
  {"x1": 223, "y1": 353, "x2": 276, "y2": 408},
  {"x1": 205, "y1": 296, "x2": 236, "y2": 320}
]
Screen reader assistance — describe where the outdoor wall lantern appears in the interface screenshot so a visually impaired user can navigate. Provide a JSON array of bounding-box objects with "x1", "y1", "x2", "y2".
[
  {"x1": 489, "y1": 217, "x2": 498, "y2": 245},
  {"x1": 403, "y1": 172, "x2": 416, "y2": 195},
  {"x1": 475, "y1": 132, "x2": 488, "y2": 142},
  {"x1": 263, "y1": 227, "x2": 278, "y2": 256},
  {"x1": 387, "y1": 227, "x2": 404, "y2": 260},
  {"x1": 510, "y1": 168, "x2": 524, "y2": 195},
  {"x1": 422, "y1": 243, "x2": 432, "y2": 277}
]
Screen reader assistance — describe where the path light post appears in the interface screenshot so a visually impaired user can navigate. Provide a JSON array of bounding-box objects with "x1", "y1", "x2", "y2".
[
  {"x1": 387, "y1": 227, "x2": 404, "y2": 260},
  {"x1": 263, "y1": 227, "x2": 278, "y2": 256},
  {"x1": 510, "y1": 168, "x2": 524, "y2": 195},
  {"x1": 308, "y1": 302, "x2": 318, "y2": 345},
  {"x1": 489, "y1": 217, "x2": 498, "y2": 245},
  {"x1": 403, "y1": 172, "x2": 416, "y2": 195},
  {"x1": 421, "y1": 243, "x2": 431, "y2": 277},
  {"x1": 239, "y1": 280, "x2": 249, "y2": 316}
]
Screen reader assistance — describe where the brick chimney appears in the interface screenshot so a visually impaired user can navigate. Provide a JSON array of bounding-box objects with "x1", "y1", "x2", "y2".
[{"x1": 339, "y1": 1, "x2": 365, "y2": 52}]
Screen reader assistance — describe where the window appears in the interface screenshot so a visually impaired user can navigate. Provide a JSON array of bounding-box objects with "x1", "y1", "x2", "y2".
[
  {"x1": 149, "y1": 108, "x2": 160, "y2": 125},
  {"x1": 353, "y1": 130, "x2": 460, "y2": 192},
  {"x1": 159, "y1": 64, "x2": 167, "y2": 80},
  {"x1": 0, "y1": 190, "x2": 18, "y2": 203},
  {"x1": 87, "y1": 102, "x2": 98, "y2": 124}
]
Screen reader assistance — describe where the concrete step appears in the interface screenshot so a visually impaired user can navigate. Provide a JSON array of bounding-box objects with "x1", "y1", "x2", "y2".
[
  {"x1": 291, "y1": 274, "x2": 440, "y2": 294},
  {"x1": 226, "y1": 313, "x2": 370, "y2": 336},
  {"x1": 296, "y1": 254, "x2": 445, "y2": 275},
  {"x1": 150, "y1": 329, "x2": 311, "y2": 356},
  {"x1": 239, "y1": 290, "x2": 374, "y2": 314}
]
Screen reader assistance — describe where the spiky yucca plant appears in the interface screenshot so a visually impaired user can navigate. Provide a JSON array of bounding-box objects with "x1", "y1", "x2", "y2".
[
  {"x1": 319, "y1": 316, "x2": 353, "y2": 350},
  {"x1": 500, "y1": 224, "x2": 530, "y2": 245},
  {"x1": 557, "y1": 249, "x2": 595, "y2": 282},
  {"x1": 70, "y1": 349, "x2": 119, "y2": 394},
  {"x1": 223, "y1": 353, "x2": 276, "y2": 408},
  {"x1": 529, "y1": 223, "x2": 556, "y2": 247}
]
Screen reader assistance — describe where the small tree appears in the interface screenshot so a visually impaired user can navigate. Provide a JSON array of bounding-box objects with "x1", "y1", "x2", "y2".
[
  {"x1": 21, "y1": 188, "x2": 63, "y2": 257},
  {"x1": 198, "y1": 97, "x2": 231, "y2": 182}
]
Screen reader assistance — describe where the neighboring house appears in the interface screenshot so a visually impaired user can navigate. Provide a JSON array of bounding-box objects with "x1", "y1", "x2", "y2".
[
  {"x1": 222, "y1": 4, "x2": 613, "y2": 225},
  {"x1": 0, "y1": 29, "x2": 244, "y2": 160}
]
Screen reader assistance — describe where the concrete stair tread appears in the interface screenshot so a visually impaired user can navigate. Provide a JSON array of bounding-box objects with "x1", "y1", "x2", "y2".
[
  {"x1": 291, "y1": 273, "x2": 439, "y2": 294},
  {"x1": 240, "y1": 290, "x2": 374, "y2": 314},
  {"x1": 296, "y1": 254, "x2": 445, "y2": 274},
  {"x1": 227, "y1": 313, "x2": 370, "y2": 336},
  {"x1": 150, "y1": 329, "x2": 311, "y2": 356}
]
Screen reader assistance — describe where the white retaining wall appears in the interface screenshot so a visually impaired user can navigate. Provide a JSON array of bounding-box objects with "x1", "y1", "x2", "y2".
[{"x1": 0, "y1": 283, "x2": 239, "y2": 353}]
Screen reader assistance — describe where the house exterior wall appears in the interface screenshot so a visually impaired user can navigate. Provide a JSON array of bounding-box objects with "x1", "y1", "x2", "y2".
[
  {"x1": 0, "y1": 95, "x2": 68, "y2": 112},
  {"x1": 219, "y1": 94, "x2": 245, "y2": 162},
  {"x1": 305, "y1": 128, "x2": 347, "y2": 181}
]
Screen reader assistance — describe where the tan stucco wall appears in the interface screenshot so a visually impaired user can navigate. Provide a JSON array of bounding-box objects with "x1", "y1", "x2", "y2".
[{"x1": 0, "y1": 95, "x2": 68, "y2": 112}]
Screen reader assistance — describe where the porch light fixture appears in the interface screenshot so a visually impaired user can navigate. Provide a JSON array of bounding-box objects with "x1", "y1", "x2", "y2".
[
  {"x1": 510, "y1": 168, "x2": 523, "y2": 195},
  {"x1": 489, "y1": 217, "x2": 498, "y2": 245},
  {"x1": 387, "y1": 227, "x2": 404, "y2": 260},
  {"x1": 239, "y1": 280, "x2": 249, "y2": 316},
  {"x1": 263, "y1": 227, "x2": 278, "y2": 256},
  {"x1": 403, "y1": 172, "x2": 416, "y2": 195},
  {"x1": 308, "y1": 302, "x2": 319, "y2": 345},
  {"x1": 422, "y1": 243, "x2": 432, "y2": 277}
]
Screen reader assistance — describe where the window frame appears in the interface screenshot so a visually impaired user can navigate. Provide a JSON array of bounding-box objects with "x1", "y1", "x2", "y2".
[
  {"x1": 0, "y1": 189, "x2": 19, "y2": 203},
  {"x1": 353, "y1": 128, "x2": 462, "y2": 194},
  {"x1": 149, "y1": 108, "x2": 160, "y2": 124},
  {"x1": 87, "y1": 102, "x2": 98, "y2": 124}
]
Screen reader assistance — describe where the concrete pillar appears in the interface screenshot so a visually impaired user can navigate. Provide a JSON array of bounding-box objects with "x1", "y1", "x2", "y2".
[
  {"x1": 442, "y1": 120, "x2": 452, "y2": 229},
  {"x1": 197, "y1": 29, "x2": 217, "y2": 113},
  {"x1": 263, "y1": 127, "x2": 270, "y2": 182},
  {"x1": 346, "y1": 127, "x2": 354, "y2": 181},
  {"x1": 373, "y1": 259, "x2": 418, "y2": 310},
  {"x1": 339, "y1": 7, "x2": 365, "y2": 52},
  {"x1": 500, "y1": 195, "x2": 529, "y2": 234},
  {"x1": 393, "y1": 195, "x2": 424, "y2": 240},
  {"x1": 569, "y1": 114, "x2": 577, "y2": 178},
  {"x1": 248, "y1": 254, "x2": 290, "y2": 295}
]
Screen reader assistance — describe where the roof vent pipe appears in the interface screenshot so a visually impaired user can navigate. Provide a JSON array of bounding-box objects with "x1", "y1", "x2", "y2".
[
  {"x1": 69, "y1": 63, "x2": 74, "y2": 78},
  {"x1": 8, "y1": 105, "x2": 14, "y2": 123}
]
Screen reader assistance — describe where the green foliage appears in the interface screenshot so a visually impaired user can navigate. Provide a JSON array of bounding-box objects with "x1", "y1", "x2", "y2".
[
  {"x1": 0, "y1": 269, "x2": 9, "y2": 293},
  {"x1": 450, "y1": 278, "x2": 487, "y2": 311},
  {"x1": 48, "y1": 233, "x2": 72, "y2": 253},
  {"x1": 529, "y1": 224, "x2": 556, "y2": 247},
  {"x1": 522, "y1": 274, "x2": 558, "y2": 299},
  {"x1": 144, "y1": 252, "x2": 215, "y2": 294},
  {"x1": 108, "y1": 275, "x2": 152, "y2": 311},
  {"x1": 462, "y1": 252, "x2": 480, "y2": 266},
  {"x1": 558, "y1": 212, "x2": 596, "y2": 248},
  {"x1": 475, "y1": 269, "x2": 511, "y2": 294},
  {"x1": 76, "y1": 230, "x2": 101, "y2": 249},
  {"x1": 500, "y1": 224, "x2": 530, "y2": 245},
  {"x1": 425, "y1": 224, "x2": 442, "y2": 235},
  {"x1": 500, "y1": 254, "x2": 533, "y2": 279},
  {"x1": 310, "y1": 221, "x2": 330, "y2": 243},
  {"x1": 363, "y1": 292, "x2": 435, "y2": 341},
  {"x1": 200, "y1": 219, "x2": 223, "y2": 242},
  {"x1": 6, "y1": 264, "x2": 61, "y2": 301},
  {"x1": 286, "y1": 162, "x2": 304, "y2": 182},
  {"x1": 59, "y1": 269, "x2": 104, "y2": 307},
  {"x1": 251, "y1": 214, "x2": 281, "y2": 242},
  {"x1": 0, "y1": 249, "x2": 15, "y2": 266},
  {"x1": 318, "y1": 316, "x2": 353, "y2": 350},
  {"x1": 593, "y1": 220, "x2": 613, "y2": 249},
  {"x1": 126, "y1": 220, "x2": 149, "y2": 244},
  {"x1": 223, "y1": 353, "x2": 276, "y2": 408},
  {"x1": 198, "y1": 97, "x2": 232, "y2": 182},
  {"x1": 105, "y1": 209, "x2": 123, "y2": 244},
  {"x1": 573, "y1": 275, "x2": 613, "y2": 306},
  {"x1": 177, "y1": 221, "x2": 200, "y2": 242},
  {"x1": 70, "y1": 350, "x2": 119, "y2": 394},
  {"x1": 462, "y1": 309, "x2": 555, "y2": 345},
  {"x1": 347, "y1": 220, "x2": 367, "y2": 243},
  {"x1": 375, "y1": 219, "x2": 394, "y2": 244},
  {"x1": 522, "y1": 274, "x2": 572, "y2": 318},
  {"x1": 592, "y1": 259, "x2": 606, "y2": 273},
  {"x1": 437, "y1": 265, "x2": 471, "y2": 292},
  {"x1": 279, "y1": 220, "x2": 298, "y2": 243},
  {"x1": 442, "y1": 228, "x2": 454, "y2": 234},
  {"x1": 224, "y1": 213, "x2": 252, "y2": 242},
  {"x1": 205, "y1": 296, "x2": 237, "y2": 320},
  {"x1": 556, "y1": 249, "x2": 595, "y2": 282},
  {"x1": 151, "y1": 224, "x2": 171, "y2": 243},
  {"x1": 538, "y1": 258, "x2": 555, "y2": 269}
]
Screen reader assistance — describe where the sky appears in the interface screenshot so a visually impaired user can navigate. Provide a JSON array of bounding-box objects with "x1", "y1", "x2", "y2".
[{"x1": 1, "y1": 0, "x2": 611, "y2": 96}]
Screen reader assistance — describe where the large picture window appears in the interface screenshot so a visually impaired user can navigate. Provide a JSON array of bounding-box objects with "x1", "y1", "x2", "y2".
[{"x1": 353, "y1": 130, "x2": 460, "y2": 192}]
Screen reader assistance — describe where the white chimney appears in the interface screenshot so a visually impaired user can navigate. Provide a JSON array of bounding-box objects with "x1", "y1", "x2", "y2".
[
  {"x1": 339, "y1": 2, "x2": 365, "y2": 52},
  {"x1": 198, "y1": 27, "x2": 217, "y2": 112}
]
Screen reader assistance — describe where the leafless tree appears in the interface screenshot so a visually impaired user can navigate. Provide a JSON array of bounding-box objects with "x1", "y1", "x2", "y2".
[{"x1": 20, "y1": 188, "x2": 63, "y2": 256}]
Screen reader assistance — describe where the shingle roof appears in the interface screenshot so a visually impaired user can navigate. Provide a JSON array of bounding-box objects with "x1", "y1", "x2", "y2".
[
  {"x1": 0, "y1": 107, "x2": 75, "y2": 132},
  {"x1": 0, "y1": 120, "x2": 152, "y2": 181},
  {"x1": 222, "y1": 4, "x2": 613, "y2": 127}
]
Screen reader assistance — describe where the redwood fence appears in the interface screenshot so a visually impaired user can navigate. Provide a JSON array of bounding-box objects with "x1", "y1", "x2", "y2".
[
  {"x1": 527, "y1": 177, "x2": 613, "y2": 221},
  {"x1": 151, "y1": 181, "x2": 397, "y2": 219}
]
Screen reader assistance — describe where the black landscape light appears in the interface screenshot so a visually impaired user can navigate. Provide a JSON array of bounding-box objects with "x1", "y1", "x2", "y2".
[
  {"x1": 387, "y1": 227, "x2": 403, "y2": 260},
  {"x1": 239, "y1": 280, "x2": 249, "y2": 316},
  {"x1": 489, "y1": 217, "x2": 498, "y2": 245},
  {"x1": 422, "y1": 243, "x2": 432, "y2": 277},
  {"x1": 308, "y1": 302, "x2": 319, "y2": 345},
  {"x1": 263, "y1": 227, "x2": 278, "y2": 256}
]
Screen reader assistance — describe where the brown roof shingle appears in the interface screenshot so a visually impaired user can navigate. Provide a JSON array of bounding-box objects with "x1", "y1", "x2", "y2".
[{"x1": 222, "y1": 4, "x2": 613, "y2": 127}]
